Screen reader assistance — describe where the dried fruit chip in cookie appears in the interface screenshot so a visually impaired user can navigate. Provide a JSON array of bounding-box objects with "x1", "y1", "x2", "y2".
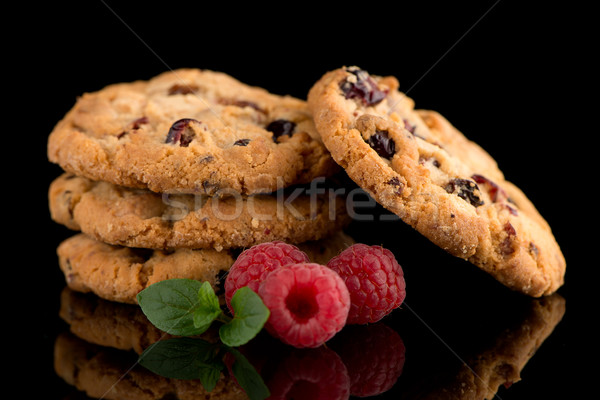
[
  {"x1": 307, "y1": 66, "x2": 565, "y2": 297},
  {"x1": 47, "y1": 68, "x2": 339, "y2": 195}
]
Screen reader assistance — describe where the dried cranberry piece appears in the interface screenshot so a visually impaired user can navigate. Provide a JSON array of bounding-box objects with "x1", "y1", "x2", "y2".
[
  {"x1": 504, "y1": 204, "x2": 519, "y2": 216},
  {"x1": 402, "y1": 118, "x2": 416, "y2": 134},
  {"x1": 219, "y1": 99, "x2": 264, "y2": 113},
  {"x1": 117, "y1": 117, "x2": 149, "y2": 139},
  {"x1": 234, "y1": 139, "x2": 251, "y2": 146},
  {"x1": 445, "y1": 178, "x2": 484, "y2": 207},
  {"x1": 500, "y1": 222, "x2": 517, "y2": 256},
  {"x1": 368, "y1": 130, "x2": 396, "y2": 159},
  {"x1": 165, "y1": 118, "x2": 198, "y2": 147},
  {"x1": 387, "y1": 177, "x2": 404, "y2": 195},
  {"x1": 472, "y1": 174, "x2": 507, "y2": 202},
  {"x1": 132, "y1": 116, "x2": 149, "y2": 129},
  {"x1": 266, "y1": 119, "x2": 296, "y2": 142},
  {"x1": 529, "y1": 242, "x2": 539, "y2": 257},
  {"x1": 340, "y1": 67, "x2": 388, "y2": 106},
  {"x1": 168, "y1": 84, "x2": 198, "y2": 95}
]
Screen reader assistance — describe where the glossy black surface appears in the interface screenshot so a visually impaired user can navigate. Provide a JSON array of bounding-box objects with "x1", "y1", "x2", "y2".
[{"x1": 16, "y1": 1, "x2": 586, "y2": 398}]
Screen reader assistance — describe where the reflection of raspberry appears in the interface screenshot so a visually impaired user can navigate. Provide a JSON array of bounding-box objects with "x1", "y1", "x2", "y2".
[
  {"x1": 327, "y1": 244, "x2": 406, "y2": 324},
  {"x1": 266, "y1": 347, "x2": 350, "y2": 400},
  {"x1": 329, "y1": 323, "x2": 406, "y2": 397},
  {"x1": 224, "y1": 241, "x2": 309, "y2": 313},
  {"x1": 258, "y1": 263, "x2": 350, "y2": 348}
]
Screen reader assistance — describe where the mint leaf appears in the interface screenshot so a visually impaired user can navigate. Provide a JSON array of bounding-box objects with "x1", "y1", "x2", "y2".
[
  {"x1": 193, "y1": 281, "x2": 222, "y2": 333},
  {"x1": 220, "y1": 287, "x2": 270, "y2": 347},
  {"x1": 137, "y1": 279, "x2": 205, "y2": 336},
  {"x1": 138, "y1": 338, "x2": 223, "y2": 381},
  {"x1": 226, "y1": 346, "x2": 270, "y2": 400}
]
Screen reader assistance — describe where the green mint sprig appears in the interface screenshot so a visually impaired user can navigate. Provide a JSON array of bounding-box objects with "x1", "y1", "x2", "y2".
[
  {"x1": 136, "y1": 279, "x2": 269, "y2": 347},
  {"x1": 136, "y1": 279, "x2": 271, "y2": 399}
]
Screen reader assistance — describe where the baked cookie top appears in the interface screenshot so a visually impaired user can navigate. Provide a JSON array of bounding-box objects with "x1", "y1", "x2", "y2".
[
  {"x1": 49, "y1": 173, "x2": 350, "y2": 251},
  {"x1": 307, "y1": 66, "x2": 565, "y2": 297},
  {"x1": 47, "y1": 68, "x2": 338, "y2": 195}
]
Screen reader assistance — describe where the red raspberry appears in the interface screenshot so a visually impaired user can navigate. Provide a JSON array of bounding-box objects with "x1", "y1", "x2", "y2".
[
  {"x1": 329, "y1": 323, "x2": 405, "y2": 397},
  {"x1": 326, "y1": 244, "x2": 406, "y2": 324},
  {"x1": 224, "y1": 241, "x2": 309, "y2": 313},
  {"x1": 266, "y1": 347, "x2": 350, "y2": 400},
  {"x1": 258, "y1": 263, "x2": 350, "y2": 348}
]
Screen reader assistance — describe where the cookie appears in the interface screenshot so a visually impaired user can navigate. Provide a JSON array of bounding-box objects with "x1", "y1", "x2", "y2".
[
  {"x1": 307, "y1": 66, "x2": 565, "y2": 297},
  {"x1": 49, "y1": 173, "x2": 350, "y2": 251},
  {"x1": 57, "y1": 233, "x2": 234, "y2": 304},
  {"x1": 56, "y1": 230, "x2": 353, "y2": 304},
  {"x1": 47, "y1": 68, "x2": 339, "y2": 195},
  {"x1": 54, "y1": 332, "x2": 246, "y2": 400}
]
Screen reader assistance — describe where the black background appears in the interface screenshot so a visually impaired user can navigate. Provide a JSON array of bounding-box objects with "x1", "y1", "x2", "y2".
[{"x1": 12, "y1": 1, "x2": 590, "y2": 398}]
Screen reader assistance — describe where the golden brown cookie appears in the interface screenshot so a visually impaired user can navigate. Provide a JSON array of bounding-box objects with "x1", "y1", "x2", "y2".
[
  {"x1": 307, "y1": 66, "x2": 565, "y2": 297},
  {"x1": 49, "y1": 173, "x2": 350, "y2": 251},
  {"x1": 57, "y1": 233, "x2": 234, "y2": 304},
  {"x1": 56, "y1": 230, "x2": 354, "y2": 304},
  {"x1": 47, "y1": 68, "x2": 339, "y2": 195}
]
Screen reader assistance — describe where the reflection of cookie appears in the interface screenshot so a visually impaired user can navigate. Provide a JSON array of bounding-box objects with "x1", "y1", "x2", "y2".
[
  {"x1": 57, "y1": 233, "x2": 234, "y2": 304},
  {"x1": 54, "y1": 332, "x2": 246, "y2": 400},
  {"x1": 308, "y1": 66, "x2": 565, "y2": 297},
  {"x1": 49, "y1": 173, "x2": 350, "y2": 251},
  {"x1": 47, "y1": 68, "x2": 338, "y2": 195},
  {"x1": 401, "y1": 293, "x2": 565, "y2": 399},
  {"x1": 58, "y1": 287, "x2": 181, "y2": 353}
]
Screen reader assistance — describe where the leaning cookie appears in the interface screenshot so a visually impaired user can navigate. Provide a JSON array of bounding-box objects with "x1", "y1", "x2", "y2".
[
  {"x1": 57, "y1": 233, "x2": 235, "y2": 304},
  {"x1": 307, "y1": 66, "x2": 565, "y2": 297},
  {"x1": 47, "y1": 68, "x2": 339, "y2": 195},
  {"x1": 49, "y1": 173, "x2": 350, "y2": 251}
]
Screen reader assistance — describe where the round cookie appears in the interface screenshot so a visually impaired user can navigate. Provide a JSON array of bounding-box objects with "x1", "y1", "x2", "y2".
[
  {"x1": 47, "y1": 68, "x2": 339, "y2": 195},
  {"x1": 57, "y1": 230, "x2": 354, "y2": 304},
  {"x1": 49, "y1": 173, "x2": 350, "y2": 251},
  {"x1": 307, "y1": 66, "x2": 565, "y2": 297},
  {"x1": 57, "y1": 233, "x2": 235, "y2": 304}
]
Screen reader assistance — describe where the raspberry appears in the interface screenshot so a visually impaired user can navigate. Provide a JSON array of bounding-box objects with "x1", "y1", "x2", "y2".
[
  {"x1": 329, "y1": 323, "x2": 406, "y2": 397},
  {"x1": 258, "y1": 263, "x2": 350, "y2": 348},
  {"x1": 266, "y1": 347, "x2": 350, "y2": 400},
  {"x1": 224, "y1": 241, "x2": 309, "y2": 314},
  {"x1": 326, "y1": 244, "x2": 406, "y2": 324}
]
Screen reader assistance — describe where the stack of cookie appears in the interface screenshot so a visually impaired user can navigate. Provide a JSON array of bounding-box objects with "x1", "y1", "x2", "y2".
[
  {"x1": 48, "y1": 66, "x2": 566, "y2": 303},
  {"x1": 47, "y1": 68, "x2": 352, "y2": 304}
]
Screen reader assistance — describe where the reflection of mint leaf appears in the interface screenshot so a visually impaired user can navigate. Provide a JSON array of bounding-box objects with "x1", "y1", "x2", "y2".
[
  {"x1": 226, "y1": 346, "x2": 270, "y2": 400},
  {"x1": 198, "y1": 364, "x2": 223, "y2": 392},
  {"x1": 137, "y1": 279, "x2": 205, "y2": 336},
  {"x1": 220, "y1": 287, "x2": 270, "y2": 347},
  {"x1": 138, "y1": 337, "x2": 223, "y2": 381},
  {"x1": 193, "y1": 282, "x2": 222, "y2": 333}
]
